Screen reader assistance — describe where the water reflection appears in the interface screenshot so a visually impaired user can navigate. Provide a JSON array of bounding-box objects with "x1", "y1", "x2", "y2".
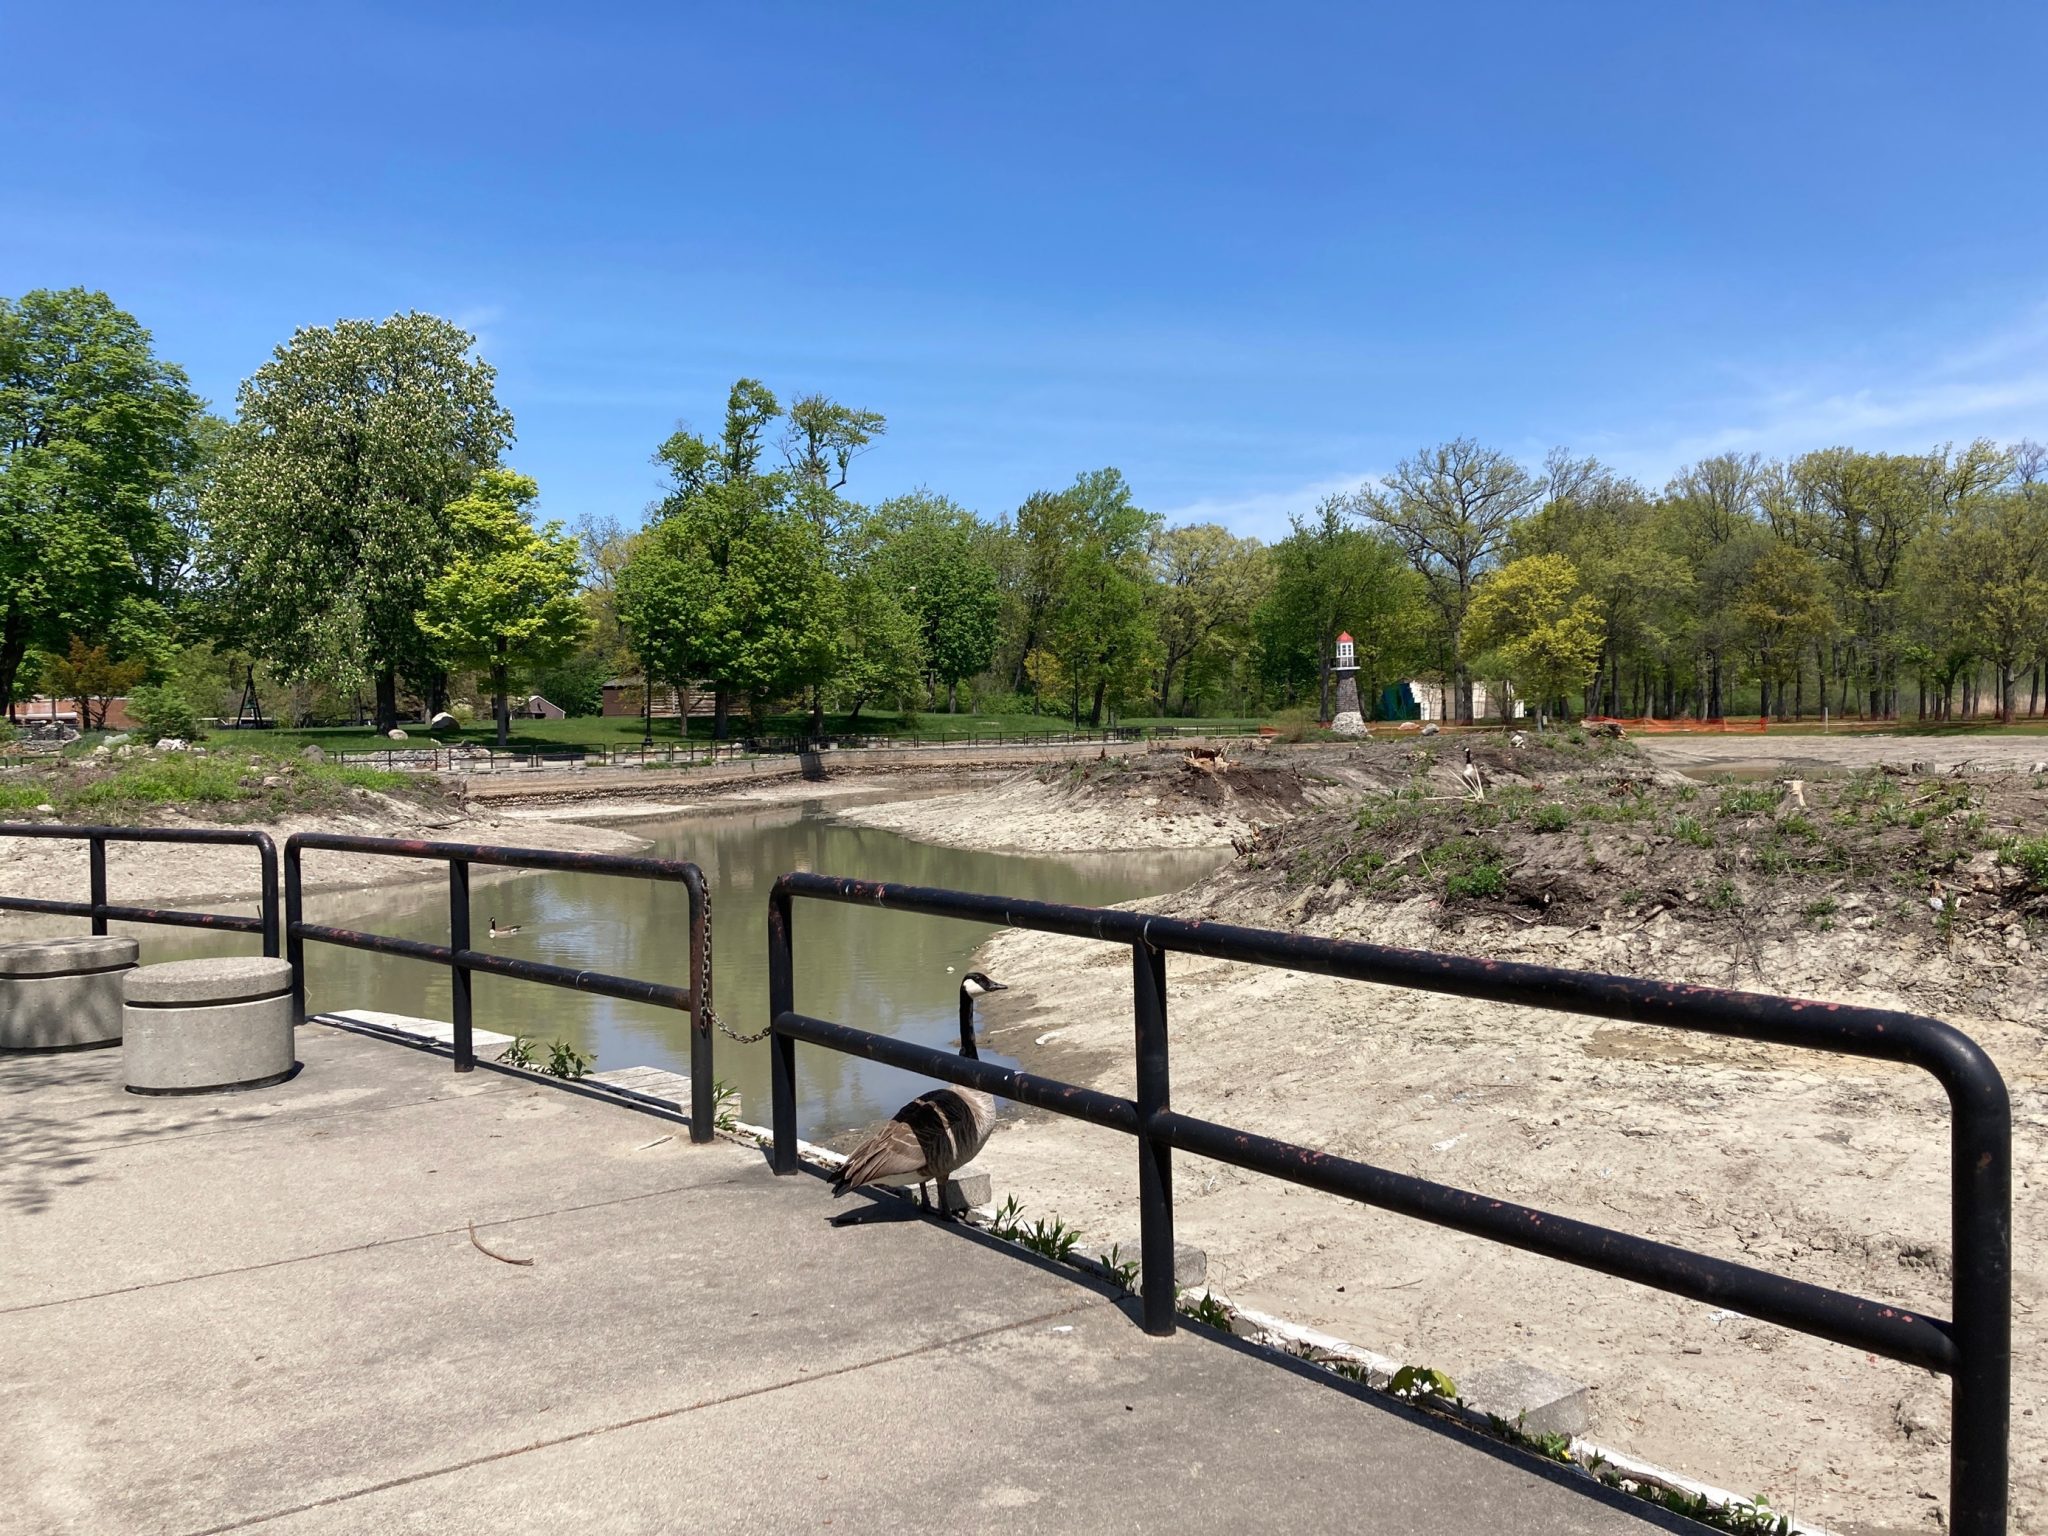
[{"x1": 123, "y1": 802, "x2": 1219, "y2": 1135}]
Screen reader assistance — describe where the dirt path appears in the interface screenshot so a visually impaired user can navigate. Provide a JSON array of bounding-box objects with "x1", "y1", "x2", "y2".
[{"x1": 1639, "y1": 732, "x2": 2048, "y2": 779}]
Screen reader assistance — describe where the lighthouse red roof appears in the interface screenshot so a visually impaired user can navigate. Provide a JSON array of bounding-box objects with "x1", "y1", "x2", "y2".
[{"x1": 1337, "y1": 632, "x2": 1353, "y2": 643}]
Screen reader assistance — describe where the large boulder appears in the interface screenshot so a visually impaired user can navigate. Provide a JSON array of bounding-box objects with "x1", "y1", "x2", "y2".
[
  {"x1": 300, "y1": 745, "x2": 327, "y2": 764},
  {"x1": 428, "y1": 711, "x2": 460, "y2": 733},
  {"x1": 386, "y1": 728, "x2": 409, "y2": 741}
]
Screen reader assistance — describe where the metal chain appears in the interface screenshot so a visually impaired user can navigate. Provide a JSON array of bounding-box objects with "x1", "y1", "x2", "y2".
[{"x1": 698, "y1": 883, "x2": 775, "y2": 1044}]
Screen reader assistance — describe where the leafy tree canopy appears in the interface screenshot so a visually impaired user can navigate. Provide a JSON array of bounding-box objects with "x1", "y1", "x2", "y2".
[
  {"x1": 201, "y1": 311, "x2": 512, "y2": 727},
  {"x1": 0, "y1": 287, "x2": 202, "y2": 711}
]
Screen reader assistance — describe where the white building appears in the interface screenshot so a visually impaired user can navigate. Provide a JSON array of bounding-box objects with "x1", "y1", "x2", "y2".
[{"x1": 1403, "y1": 679, "x2": 1525, "y2": 722}]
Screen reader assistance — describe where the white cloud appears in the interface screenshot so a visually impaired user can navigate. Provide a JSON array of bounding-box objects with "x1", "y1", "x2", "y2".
[
  {"x1": 450, "y1": 304, "x2": 507, "y2": 359},
  {"x1": 1621, "y1": 297, "x2": 2048, "y2": 478},
  {"x1": 1153, "y1": 470, "x2": 1376, "y2": 541}
]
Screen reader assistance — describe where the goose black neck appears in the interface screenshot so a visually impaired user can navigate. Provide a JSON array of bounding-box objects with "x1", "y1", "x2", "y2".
[{"x1": 958, "y1": 990, "x2": 980, "y2": 1060}]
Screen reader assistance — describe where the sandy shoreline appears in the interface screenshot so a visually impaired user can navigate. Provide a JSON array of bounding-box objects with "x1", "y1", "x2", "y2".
[{"x1": 937, "y1": 753, "x2": 2048, "y2": 1534}]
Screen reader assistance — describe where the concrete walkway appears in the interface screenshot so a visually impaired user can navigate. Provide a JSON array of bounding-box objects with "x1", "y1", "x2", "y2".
[{"x1": 0, "y1": 1025, "x2": 1688, "y2": 1535}]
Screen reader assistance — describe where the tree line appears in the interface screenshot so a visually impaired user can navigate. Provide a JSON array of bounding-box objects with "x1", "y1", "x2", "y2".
[{"x1": 6, "y1": 288, "x2": 2046, "y2": 743}]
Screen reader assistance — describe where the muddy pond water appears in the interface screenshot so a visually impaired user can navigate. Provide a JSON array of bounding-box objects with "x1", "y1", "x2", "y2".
[{"x1": 132, "y1": 800, "x2": 1221, "y2": 1137}]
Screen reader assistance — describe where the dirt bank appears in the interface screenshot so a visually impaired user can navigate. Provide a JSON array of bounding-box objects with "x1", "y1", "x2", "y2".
[
  {"x1": 835, "y1": 738, "x2": 1609, "y2": 853},
  {"x1": 960, "y1": 753, "x2": 2047, "y2": 1534},
  {"x1": 0, "y1": 798, "x2": 650, "y2": 927}
]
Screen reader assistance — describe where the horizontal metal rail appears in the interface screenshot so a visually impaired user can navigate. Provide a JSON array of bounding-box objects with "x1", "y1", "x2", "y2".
[
  {"x1": 768, "y1": 872, "x2": 2011, "y2": 1535},
  {"x1": 283, "y1": 833, "x2": 716, "y2": 1141},
  {"x1": 0, "y1": 823, "x2": 279, "y2": 955}
]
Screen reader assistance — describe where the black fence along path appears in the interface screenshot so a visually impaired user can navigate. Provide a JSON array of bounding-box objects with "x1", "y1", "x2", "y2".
[
  {"x1": 0, "y1": 822, "x2": 279, "y2": 955},
  {"x1": 283, "y1": 833, "x2": 717, "y2": 1141},
  {"x1": 766, "y1": 872, "x2": 2012, "y2": 1536}
]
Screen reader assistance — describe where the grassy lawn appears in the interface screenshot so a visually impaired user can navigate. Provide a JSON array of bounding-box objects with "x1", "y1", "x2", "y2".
[{"x1": 247, "y1": 710, "x2": 1275, "y2": 755}]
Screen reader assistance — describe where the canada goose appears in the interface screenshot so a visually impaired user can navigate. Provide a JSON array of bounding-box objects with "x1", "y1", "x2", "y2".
[
  {"x1": 1459, "y1": 748, "x2": 1486, "y2": 801},
  {"x1": 488, "y1": 917, "x2": 522, "y2": 939},
  {"x1": 832, "y1": 972, "x2": 1008, "y2": 1210},
  {"x1": 1509, "y1": 730, "x2": 1528, "y2": 749}
]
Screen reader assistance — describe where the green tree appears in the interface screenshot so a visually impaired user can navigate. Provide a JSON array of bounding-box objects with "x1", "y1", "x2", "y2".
[
  {"x1": 417, "y1": 469, "x2": 588, "y2": 748},
  {"x1": 617, "y1": 381, "x2": 835, "y2": 738},
  {"x1": 1730, "y1": 540, "x2": 1835, "y2": 719},
  {"x1": 1516, "y1": 456, "x2": 1693, "y2": 720},
  {"x1": 0, "y1": 288, "x2": 201, "y2": 716},
  {"x1": 1662, "y1": 453, "x2": 1765, "y2": 718},
  {"x1": 830, "y1": 560, "x2": 924, "y2": 725},
  {"x1": 1150, "y1": 523, "x2": 1270, "y2": 715},
  {"x1": 1041, "y1": 469, "x2": 1160, "y2": 726},
  {"x1": 1465, "y1": 554, "x2": 1606, "y2": 727},
  {"x1": 202, "y1": 312, "x2": 513, "y2": 730},
  {"x1": 1365, "y1": 440, "x2": 1542, "y2": 723},
  {"x1": 1924, "y1": 471, "x2": 2048, "y2": 722},
  {"x1": 783, "y1": 393, "x2": 887, "y2": 493},
  {"x1": 867, "y1": 492, "x2": 1001, "y2": 712},
  {"x1": 1256, "y1": 498, "x2": 1427, "y2": 717}
]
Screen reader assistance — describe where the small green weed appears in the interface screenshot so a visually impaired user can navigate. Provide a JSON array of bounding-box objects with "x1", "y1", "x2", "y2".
[
  {"x1": 1802, "y1": 896, "x2": 1837, "y2": 925},
  {"x1": 1100, "y1": 1243, "x2": 1141, "y2": 1295},
  {"x1": 1531, "y1": 802, "x2": 1573, "y2": 833},
  {"x1": 1717, "y1": 786, "x2": 1778, "y2": 817},
  {"x1": 1597, "y1": 1478, "x2": 1790, "y2": 1535},
  {"x1": 498, "y1": 1036, "x2": 594, "y2": 1079},
  {"x1": 2008, "y1": 836, "x2": 2048, "y2": 889},
  {"x1": 1673, "y1": 817, "x2": 1713, "y2": 848},
  {"x1": 711, "y1": 1076, "x2": 741, "y2": 1131},
  {"x1": 1180, "y1": 1290, "x2": 1235, "y2": 1330},
  {"x1": 1704, "y1": 880, "x2": 1742, "y2": 914},
  {"x1": 988, "y1": 1196, "x2": 1081, "y2": 1262},
  {"x1": 1429, "y1": 835, "x2": 1506, "y2": 900},
  {"x1": 1388, "y1": 1364, "x2": 1458, "y2": 1402}
]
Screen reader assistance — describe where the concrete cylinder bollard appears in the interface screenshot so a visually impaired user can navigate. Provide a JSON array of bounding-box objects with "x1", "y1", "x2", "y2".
[
  {"x1": 122, "y1": 956, "x2": 297, "y2": 1096},
  {"x1": 0, "y1": 936, "x2": 140, "y2": 1051}
]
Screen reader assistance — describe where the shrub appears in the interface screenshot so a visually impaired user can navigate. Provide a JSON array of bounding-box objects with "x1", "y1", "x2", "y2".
[{"x1": 128, "y1": 684, "x2": 205, "y2": 744}]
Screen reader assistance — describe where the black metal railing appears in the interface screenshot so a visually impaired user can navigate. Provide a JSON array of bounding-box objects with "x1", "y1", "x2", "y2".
[
  {"x1": 767, "y1": 874, "x2": 2011, "y2": 1535},
  {"x1": 284, "y1": 833, "x2": 717, "y2": 1141},
  {"x1": 0, "y1": 823, "x2": 279, "y2": 955}
]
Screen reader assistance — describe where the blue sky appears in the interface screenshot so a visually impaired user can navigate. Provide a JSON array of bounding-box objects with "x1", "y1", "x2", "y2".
[{"x1": 6, "y1": 2, "x2": 2046, "y2": 540}]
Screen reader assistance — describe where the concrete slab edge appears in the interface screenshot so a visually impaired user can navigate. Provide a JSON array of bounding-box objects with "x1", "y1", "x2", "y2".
[
  {"x1": 720, "y1": 1112, "x2": 1837, "y2": 1536},
  {"x1": 1206, "y1": 1290, "x2": 1841, "y2": 1536}
]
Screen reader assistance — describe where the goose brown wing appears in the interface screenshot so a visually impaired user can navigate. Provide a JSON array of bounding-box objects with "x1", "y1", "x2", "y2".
[{"x1": 831, "y1": 1089, "x2": 985, "y2": 1195}]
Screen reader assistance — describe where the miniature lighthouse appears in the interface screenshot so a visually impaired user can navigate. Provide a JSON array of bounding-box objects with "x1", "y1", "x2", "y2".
[{"x1": 1330, "y1": 632, "x2": 1366, "y2": 736}]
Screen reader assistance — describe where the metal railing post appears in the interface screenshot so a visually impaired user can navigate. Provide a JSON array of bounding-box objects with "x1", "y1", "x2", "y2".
[
  {"x1": 687, "y1": 871, "x2": 714, "y2": 1143},
  {"x1": 256, "y1": 834, "x2": 280, "y2": 958},
  {"x1": 769, "y1": 883, "x2": 798, "y2": 1173},
  {"x1": 88, "y1": 835, "x2": 108, "y2": 936},
  {"x1": 448, "y1": 859, "x2": 474, "y2": 1071},
  {"x1": 284, "y1": 842, "x2": 305, "y2": 1022},
  {"x1": 1133, "y1": 939, "x2": 1176, "y2": 1336},
  {"x1": 1948, "y1": 1062, "x2": 2013, "y2": 1536}
]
